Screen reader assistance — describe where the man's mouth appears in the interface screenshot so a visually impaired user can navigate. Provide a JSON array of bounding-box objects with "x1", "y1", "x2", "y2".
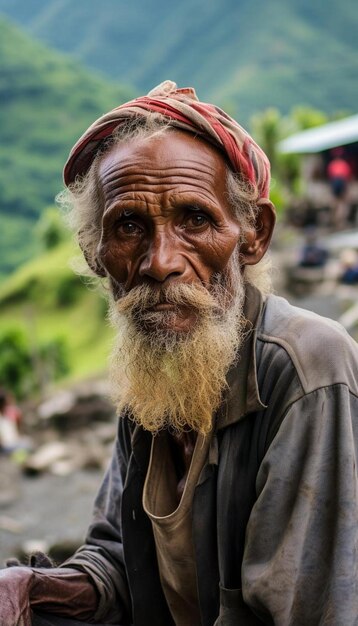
[
  {"x1": 148, "y1": 302, "x2": 177, "y2": 312},
  {"x1": 135, "y1": 301, "x2": 198, "y2": 335}
]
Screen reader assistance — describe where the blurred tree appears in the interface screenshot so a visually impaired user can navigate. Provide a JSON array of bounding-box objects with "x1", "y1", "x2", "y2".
[
  {"x1": 0, "y1": 326, "x2": 32, "y2": 398},
  {"x1": 250, "y1": 105, "x2": 336, "y2": 210},
  {"x1": 37, "y1": 336, "x2": 70, "y2": 391},
  {"x1": 251, "y1": 108, "x2": 283, "y2": 173},
  {"x1": 251, "y1": 108, "x2": 293, "y2": 213},
  {"x1": 35, "y1": 206, "x2": 68, "y2": 250},
  {"x1": 291, "y1": 106, "x2": 329, "y2": 130},
  {"x1": 0, "y1": 325, "x2": 69, "y2": 399}
]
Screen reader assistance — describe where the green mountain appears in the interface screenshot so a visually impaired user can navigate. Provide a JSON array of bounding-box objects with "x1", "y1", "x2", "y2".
[
  {"x1": 0, "y1": 0, "x2": 356, "y2": 121},
  {"x1": 0, "y1": 240, "x2": 114, "y2": 392},
  {"x1": 0, "y1": 17, "x2": 132, "y2": 276}
]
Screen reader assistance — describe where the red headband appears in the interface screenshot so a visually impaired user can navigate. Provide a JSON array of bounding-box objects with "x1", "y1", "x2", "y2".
[{"x1": 63, "y1": 81, "x2": 271, "y2": 199}]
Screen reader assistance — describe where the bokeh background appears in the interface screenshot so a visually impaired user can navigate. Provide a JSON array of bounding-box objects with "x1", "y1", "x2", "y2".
[{"x1": 0, "y1": 0, "x2": 357, "y2": 564}]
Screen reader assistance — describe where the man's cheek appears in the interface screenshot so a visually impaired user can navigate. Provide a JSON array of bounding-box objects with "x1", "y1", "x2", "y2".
[
  {"x1": 109, "y1": 276, "x2": 127, "y2": 301},
  {"x1": 196, "y1": 243, "x2": 239, "y2": 285},
  {"x1": 196, "y1": 232, "x2": 240, "y2": 276},
  {"x1": 98, "y1": 244, "x2": 129, "y2": 284}
]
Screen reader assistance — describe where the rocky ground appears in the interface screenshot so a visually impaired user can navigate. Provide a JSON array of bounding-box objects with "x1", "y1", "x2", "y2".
[
  {"x1": 0, "y1": 380, "x2": 116, "y2": 567},
  {"x1": 0, "y1": 459, "x2": 103, "y2": 566}
]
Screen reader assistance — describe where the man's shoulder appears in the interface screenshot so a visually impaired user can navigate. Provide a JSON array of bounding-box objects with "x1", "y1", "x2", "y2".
[{"x1": 257, "y1": 293, "x2": 358, "y2": 395}]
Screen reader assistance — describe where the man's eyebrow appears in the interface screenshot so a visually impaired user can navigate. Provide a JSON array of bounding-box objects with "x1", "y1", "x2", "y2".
[
  {"x1": 171, "y1": 196, "x2": 224, "y2": 214},
  {"x1": 181, "y1": 204, "x2": 206, "y2": 210},
  {"x1": 175, "y1": 202, "x2": 211, "y2": 213},
  {"x1": 122, "y1": 209, "x2": 135, "y2": 217}
]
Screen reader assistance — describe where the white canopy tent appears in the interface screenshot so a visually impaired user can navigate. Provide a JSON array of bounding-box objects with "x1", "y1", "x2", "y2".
[{"x1": 278, "y1": 115, "x2": 358, "y2": 154}]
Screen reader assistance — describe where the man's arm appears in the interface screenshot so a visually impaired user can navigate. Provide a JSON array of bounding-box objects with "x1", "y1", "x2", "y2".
[
  {"x1": 0, "y1": 419, "x2": 132, "y2": 625},
  {"x1": 60, "y1": 419, "x2": 133, "y2": 624},
  {"x1": 242, "y1": 385, "x2": 358, "y2": 625}
]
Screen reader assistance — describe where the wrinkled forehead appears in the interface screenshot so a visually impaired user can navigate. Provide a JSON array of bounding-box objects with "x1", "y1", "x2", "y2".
[
  {"x1": 94, "y1": 130, "x2": 236, "y2": 222},
  {"x1": 97, "y1": 129, "x2": 231, "y2": 193}
]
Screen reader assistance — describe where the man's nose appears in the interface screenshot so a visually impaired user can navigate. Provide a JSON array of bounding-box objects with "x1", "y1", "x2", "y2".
[{"x1": 138, "y1": 232, "x2": 186, "y2": 282}]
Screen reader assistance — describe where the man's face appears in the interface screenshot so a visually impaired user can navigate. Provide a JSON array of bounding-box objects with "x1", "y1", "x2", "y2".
[{"x1": 97, "y1": 130, "x2": 243, "y2": 333}]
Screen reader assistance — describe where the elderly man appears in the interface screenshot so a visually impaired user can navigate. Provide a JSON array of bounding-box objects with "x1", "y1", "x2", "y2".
[{"x1": 1, "y1": 81, "x2": 358, "y2": 626}]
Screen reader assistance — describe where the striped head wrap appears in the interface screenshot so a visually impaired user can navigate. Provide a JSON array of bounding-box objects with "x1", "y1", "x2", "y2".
[{"x1": 63, "y1": 80, "x2": 271, "y2": 200}]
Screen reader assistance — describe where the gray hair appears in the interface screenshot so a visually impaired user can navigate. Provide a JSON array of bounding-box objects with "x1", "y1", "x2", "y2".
[{"x1": 57, "y1": 115, "x2": 272, "y2": 293}]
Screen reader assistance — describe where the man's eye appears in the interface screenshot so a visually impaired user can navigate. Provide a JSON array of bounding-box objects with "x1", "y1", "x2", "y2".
[
  {"x1": 185, "y1": 213, "x2": 209, "y2": 229},
  {"x1": 116, "y1": 221, "x2": 142, "y2": 236}
]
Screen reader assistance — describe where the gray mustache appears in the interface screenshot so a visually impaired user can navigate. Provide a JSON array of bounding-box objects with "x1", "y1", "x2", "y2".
[{"x1": 115, "y1": 282, "x2": 223, "y2": 315}]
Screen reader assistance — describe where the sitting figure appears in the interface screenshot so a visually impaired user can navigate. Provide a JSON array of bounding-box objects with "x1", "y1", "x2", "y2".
[{"x1": 1, "y1": 81, "x2": 358, "y2": 626}]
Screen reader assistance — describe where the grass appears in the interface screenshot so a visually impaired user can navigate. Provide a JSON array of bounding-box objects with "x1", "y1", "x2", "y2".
[{"x1": 0, "y1": 242, "x2": 115, "y2": 385}]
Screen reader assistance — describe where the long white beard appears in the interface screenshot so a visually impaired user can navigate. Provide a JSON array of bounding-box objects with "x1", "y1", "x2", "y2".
[{"x1": 108, "y1": 271, "x2": 246, "y2": 435}]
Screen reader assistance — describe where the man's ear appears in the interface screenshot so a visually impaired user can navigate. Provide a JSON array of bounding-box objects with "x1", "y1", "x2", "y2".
[{"x1": 240, "y1": 199, "x2": 276, "y2": 266}]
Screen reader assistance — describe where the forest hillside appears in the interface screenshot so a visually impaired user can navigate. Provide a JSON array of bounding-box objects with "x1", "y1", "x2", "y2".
[
  {"x1": 0, "y1": 17, "x2": 132, "y2": 276},
  {"x1": 0, "y1": 0, "x2": 356, "y2": 121}
]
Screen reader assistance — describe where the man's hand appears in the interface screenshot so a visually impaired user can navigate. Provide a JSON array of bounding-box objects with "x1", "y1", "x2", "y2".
[
  {"x1": 0, "y1": 564, "x2": 99, "y2": 624},
  {"x1": 0, "y1": 566, "x2": 34, "y2": 626}
]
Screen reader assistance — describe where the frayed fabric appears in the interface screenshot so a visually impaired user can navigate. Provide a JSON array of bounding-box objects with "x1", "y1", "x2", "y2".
[{"x1": 63, "y1": 80, "x2": 270, "y2": 200}]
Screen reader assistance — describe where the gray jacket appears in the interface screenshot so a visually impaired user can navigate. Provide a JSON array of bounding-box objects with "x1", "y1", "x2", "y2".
[{"x1": 66, "y1": 285, "x2": 358, "y2": 625}]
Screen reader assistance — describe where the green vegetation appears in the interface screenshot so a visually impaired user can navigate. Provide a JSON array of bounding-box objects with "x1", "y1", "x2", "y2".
[
  {"x1": 35, "y1": 206, "x2": 69, "y2": 251},
  {"x1": 250, "y1": 105, "x2": 337, "y2": 214},
  {"x1": 0, "y1": 326, "x2": 69, "y2": 398},
  {"x1": 0, "y1": 240, "x2": 114, "y2": 396},
  {"x1": 0, "y1": 17, "x2": 133, "y2": 276},
  {"x1": 0, "y1": 0, "x2": 356, "y2": 122}
]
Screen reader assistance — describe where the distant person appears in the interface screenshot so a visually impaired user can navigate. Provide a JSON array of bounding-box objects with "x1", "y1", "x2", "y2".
[
  {"x1": 339, "y1": 249, "x2": 358, "y2": 285},
  {"x1": 298, "y1": 228, "x2": 328, "y2": 268},
  {"x1": 3, "y1": 391, "x2": 23, "y2": 429},
  {"x1": 1, "y1": 81, "x2": 358, "y2": 626},
  {"x1": 327, "y1": 148, "x2": 352, "y2": 199},
  {"x1": 327, "y1": 148, "x2": 352, "y2": 229},
  {"x1": 0, "y1": 389, "x2": 21, "y2": 452}
]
